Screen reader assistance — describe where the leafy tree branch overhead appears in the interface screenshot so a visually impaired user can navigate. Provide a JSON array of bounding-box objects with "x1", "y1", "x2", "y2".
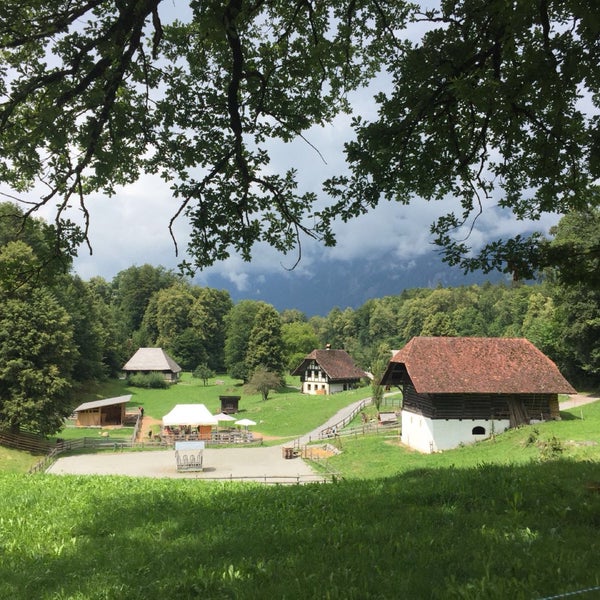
[
  {"x1": 0, "y1": 0, "x2": 397, "y2": 269},
  {"x1": 0, "y1": 1, "x2": 598, "y2": 280},
  {"x1": 322, "y1": 0, "x2": 600, "y2": 280}
]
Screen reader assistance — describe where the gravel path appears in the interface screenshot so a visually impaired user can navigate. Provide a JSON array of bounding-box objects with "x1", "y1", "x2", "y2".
[{"x1": 561, "y1": 392, "x2": 600, "y2": 410}]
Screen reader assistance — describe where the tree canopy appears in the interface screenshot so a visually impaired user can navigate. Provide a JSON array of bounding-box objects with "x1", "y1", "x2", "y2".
[
  {"x1": 322, "y1": 1, "x2": 600, "y2": 280},
  {"x1": 0, "y1": 233, "x2": 77, "y2": 434},
  {"x1": 0, "y1": 1, "x2": 598, "y2": 279}
]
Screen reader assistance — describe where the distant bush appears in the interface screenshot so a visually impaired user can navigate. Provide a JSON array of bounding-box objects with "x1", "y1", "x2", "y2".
[{"x1": 127, "y1": 373, "x2": 168, "y2": 389}]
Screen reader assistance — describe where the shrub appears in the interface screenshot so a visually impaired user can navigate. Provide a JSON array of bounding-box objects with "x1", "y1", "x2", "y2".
[
  {"x1": 127, "y1": 373, "x2": 168, "y2": 389},
  {"x1": 538, "y1": 435, "x2": 564, "y2": 461}
]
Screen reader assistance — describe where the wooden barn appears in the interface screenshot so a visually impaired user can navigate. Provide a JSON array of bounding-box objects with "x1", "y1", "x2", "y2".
[
  {"x1": 122, "y1": 347, "x2": 182, "y2": 382},
  {"x1": 73, "y1": 395, "x2": 133, "y2": 427},
  {"x1": 292, "y1": 347, "x2": 366, "y2": 395},
  {"x1": 381, "y1": 337, "x2": 576, "y2": 453}
]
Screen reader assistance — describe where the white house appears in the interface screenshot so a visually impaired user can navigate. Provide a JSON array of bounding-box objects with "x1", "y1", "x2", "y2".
[{"x1": 292, "y1": 347, "x2": 366, "y2": 395}]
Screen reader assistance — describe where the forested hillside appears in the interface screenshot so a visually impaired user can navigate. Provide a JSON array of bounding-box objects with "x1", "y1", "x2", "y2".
[{"x1": 1, "y1": 202, "x2": 598, "y2": 436}]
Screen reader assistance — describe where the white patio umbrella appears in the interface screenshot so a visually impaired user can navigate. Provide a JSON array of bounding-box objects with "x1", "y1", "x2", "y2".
[
  {"x1": 214, "y1": 412, "x2": 236, "y2": 434},
  {"x1": 214, "y1": 412, "x2": 236, "y2": 422},
  {"x1": 235, "y1": 418, "x2": 256, "y2": 431}
]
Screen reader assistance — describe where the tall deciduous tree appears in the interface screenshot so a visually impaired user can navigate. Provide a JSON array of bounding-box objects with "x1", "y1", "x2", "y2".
[
  {"x1": 0, "y1": 202, "x2": 76, "y2": 289},
  {"x1": 281, "y1": 321, "x2": 320, "y2": 372},
  {"x1": 0, "y1": 242, "x2": 76, "y2": 435},
  {"x1": 370, "y1": 343, "x2": 391, "y2": 412},
  {"x1": 245, "y1": 304, "x2": 285, "y2": 377},
  {"x1": 189, "y1": 288, "x2": 233, "y2": 372},
  {"x1": 546, "y1": 210, "x2": 600, "y2": 385},
  {"x1": 112, "y1": 265, "x2": 180, "y2": 334},
  {"x1": 224, "y1": 300, "x2": 265, "y2": 380},
  {"x1": 87, "y1": 276, "x2": 128, "y2": 377},
  {"x1": 0, "y1": 1, "x2": 397, "y2": 270},
  {"x1": 153, "y1": 283, "x2": 195, "y2": 348},
  {"x1": 54, "y1": 275, "x2": 106, "y2": 381}
]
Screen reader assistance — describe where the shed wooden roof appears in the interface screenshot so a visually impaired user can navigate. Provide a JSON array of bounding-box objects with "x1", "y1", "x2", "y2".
[
  {"x1": 292, "y1": 349, "x2": 366, "y2": 381},
  {"x1": 74, "y1": 395, "x2": 132, "y2": 412},
  {"x1": 123, "y1": 348, "x2": 181, "y2": 373},
  {"x1": 383, "y1": 337, "x2": 576, "y2": 395}
]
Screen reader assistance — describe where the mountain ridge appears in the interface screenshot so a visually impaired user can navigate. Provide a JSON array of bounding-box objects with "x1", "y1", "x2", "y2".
[{"x1": 199, "y1": 251, "x2": 506, "y2": 316}]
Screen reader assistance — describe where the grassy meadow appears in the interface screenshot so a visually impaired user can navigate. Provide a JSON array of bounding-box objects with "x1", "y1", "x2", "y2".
[
  {"x1": 63, "y1": 373, "x2": 372, "y2": 442},
  {"x1": 1, "y1": 381, "x2": 600, "y2": 598}
]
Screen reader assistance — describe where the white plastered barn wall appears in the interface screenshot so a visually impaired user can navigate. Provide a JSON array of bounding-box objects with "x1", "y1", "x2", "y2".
[{"x1": 401, "y1": 411, "x2": 510, "y2": 453}]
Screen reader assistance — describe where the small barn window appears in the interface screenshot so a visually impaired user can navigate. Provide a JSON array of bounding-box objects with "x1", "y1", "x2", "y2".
[{"x1": 472, "y1": 426, "x2": 485, "y2": 435}]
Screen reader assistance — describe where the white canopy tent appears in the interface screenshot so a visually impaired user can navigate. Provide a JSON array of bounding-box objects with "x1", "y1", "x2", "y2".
[{"x1": 162, "y1": 404, "x2": 218, "y2": 427}]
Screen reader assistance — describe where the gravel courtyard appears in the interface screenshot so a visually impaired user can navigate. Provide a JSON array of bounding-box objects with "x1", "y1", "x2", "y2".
[{"x1": 47, "y1": 445, "x2": 325, "y2": 483}]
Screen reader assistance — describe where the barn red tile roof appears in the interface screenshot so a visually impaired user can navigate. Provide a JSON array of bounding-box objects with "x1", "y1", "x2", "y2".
[
  {"x1": 291, "y1": 349, "x2": 366, "y2": 381},
  {"x1": 385, "y1": 337, "x2": 576, "y2": 395}
]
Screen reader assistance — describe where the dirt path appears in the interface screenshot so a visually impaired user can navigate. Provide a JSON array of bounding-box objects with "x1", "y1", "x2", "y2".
[
  {"x1": 561, "y1": 393, "x2": 600, "y2": 410},
  {"x1": 138, "y1": 417, "x2": 161, "y2": 441}
]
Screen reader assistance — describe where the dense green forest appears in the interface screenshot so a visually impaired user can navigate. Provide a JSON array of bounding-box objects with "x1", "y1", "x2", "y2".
[{"x1": 1, "y1": 202, "x2": 598, "y2": 435}]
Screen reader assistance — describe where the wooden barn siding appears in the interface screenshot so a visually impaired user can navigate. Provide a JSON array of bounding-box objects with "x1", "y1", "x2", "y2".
[
  {"x1": 402, "y1": 385, "x2": 435, "y2": 417},
  {"x1": 76, "y1": 410, "x2": 102, "y2": 427},
  {"x1": 403, "y1": 385, "x2": 558, "y2": 421}
]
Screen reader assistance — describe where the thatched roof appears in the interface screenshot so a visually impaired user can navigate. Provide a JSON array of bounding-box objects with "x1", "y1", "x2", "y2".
[
  {"x1": 74, "y1": 395, "x2": 132, "y2": 412},
  {"x1": 123, "y1": 348, "x2": 181, "y2": 373},
  {"x1": 382, "y1": 337, "x2": 576, "y2": 395},
  {"x1": 291, "y1": 349, "x2": 366, "y2": 381}
]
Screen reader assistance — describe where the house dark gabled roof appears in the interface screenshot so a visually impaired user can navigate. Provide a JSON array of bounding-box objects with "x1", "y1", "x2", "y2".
[
  {"x1": 123, "y1": 348, "x2": 182, "y2": 373},
  {"x1": 292, "y1": 349, "x2": 366, "y2": 381},
  {"x1": 382, "y1": 337, "x2": 576, "y2": 395}
]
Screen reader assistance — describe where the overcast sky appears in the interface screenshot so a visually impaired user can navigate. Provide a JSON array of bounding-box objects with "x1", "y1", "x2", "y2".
[{"x1": 30, "y1": 2, "x2": 561, "y2": 294}]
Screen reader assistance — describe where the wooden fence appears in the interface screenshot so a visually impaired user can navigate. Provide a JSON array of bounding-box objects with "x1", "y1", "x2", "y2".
[
  {"x1": 0, "y1": 429, "x2": 54, "y2": 454},
  {"x1": 315, "y1": 404, "x2": 400, "y2": 441},
  {"x1": 22, "y1": 436, "x2": 136, "y2": 474}
]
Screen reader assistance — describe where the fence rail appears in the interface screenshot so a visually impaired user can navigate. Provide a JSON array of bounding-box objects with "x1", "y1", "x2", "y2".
[
  {"x1": 316, "y1": 398, "x2": 371, "y2": 440},
  {"x1": 0, "y1": 429, "x2": 54, "y2": 454},
  {"x1": 339, "y1": 421, "x2": 400, "y2": 439},
  {"x1": 316, "y1": 403, "x2": 401, "y2": 441}
]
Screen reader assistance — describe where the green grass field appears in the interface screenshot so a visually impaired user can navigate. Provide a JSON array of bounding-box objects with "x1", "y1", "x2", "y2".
[
  {"x1": 326, "y1": 400, "x2": 600, "y2": 478},
  {"x1": 64, "y1": 373, "x2": 372, "y2": 442},
  {"x1": 2, "y1": 384, "x2": 600, "y2": 598},
  {"x1": 0, "y1": 446, "x2": 43, "y2": 473}
]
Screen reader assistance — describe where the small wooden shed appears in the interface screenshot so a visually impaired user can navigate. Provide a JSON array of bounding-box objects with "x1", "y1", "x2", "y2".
[
  {"x1": 219, "y1": 395, "x2": 240, "y2": 414},
  {"x1": 73, "y1": 395, "x2": 133, "y2": 427}
]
